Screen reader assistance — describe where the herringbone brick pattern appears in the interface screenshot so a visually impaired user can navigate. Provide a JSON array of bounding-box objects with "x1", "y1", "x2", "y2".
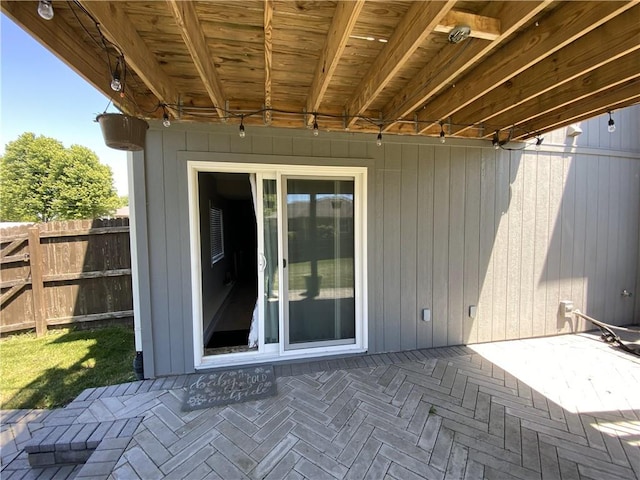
[{"x1": 2, "y1": 334, "x2": 639, "y2": 479}]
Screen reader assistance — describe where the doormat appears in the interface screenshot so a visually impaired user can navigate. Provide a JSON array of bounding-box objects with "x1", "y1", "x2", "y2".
[{"x1": 183, "y1": 365, "x2": 276, "y2": 411}]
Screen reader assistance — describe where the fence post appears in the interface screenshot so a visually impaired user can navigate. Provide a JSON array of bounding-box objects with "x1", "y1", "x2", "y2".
[{"x1": 28, "y1": 227, "x2": 46, "y2": 336}]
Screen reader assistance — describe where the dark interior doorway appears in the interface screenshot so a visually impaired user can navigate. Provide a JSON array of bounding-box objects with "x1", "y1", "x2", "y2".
[{"x1": 198, "y1": 172, "x2": 258, "y2": 355}]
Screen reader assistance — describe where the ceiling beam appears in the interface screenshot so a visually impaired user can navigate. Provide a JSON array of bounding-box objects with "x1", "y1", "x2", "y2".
[
  {"x1": 306, "y1": 0, "x2": 365, "y2": 125},
  {"x1": 264, "y1": 0, "x2": 273, "y2": 124},
  {"x1": 487, "y1": 51, "x2": 640, "y2": 137},
  {"x1": 78, "y1": 1, "x2": 179, "y2": 115},
  {"x1": 166, "y1": 0, "x2": 226, "y2": 119},
  {"x1": 344, "y1": 0, "x2": 456, "y2": 128},
  {"x1": 0, "y1": 1, "x2": 145, "y2": 115},
  {"x1": 382, "y1": 1, "x2": 551, "y2": 133},
  {"x1": 452, "y1": 6, "x2": 640, "y2": 136},
  {"x1": 415, "y1": 1, "x2": 637, "y2": 134},
  {"x1": 433, "y1": 10, "x2": 502, "y2": 41},
  {"x1": 512, "y1": 79, "x2": 640, "y2": 139}
]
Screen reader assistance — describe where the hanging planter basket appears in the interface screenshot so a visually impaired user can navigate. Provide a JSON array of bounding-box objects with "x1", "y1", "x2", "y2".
[{"x1": 97, "y1": 113, "x2": 149, "y2": 151}]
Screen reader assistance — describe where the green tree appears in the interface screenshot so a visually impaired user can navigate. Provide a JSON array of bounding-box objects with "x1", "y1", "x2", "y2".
[{"x1": 0, "y1": 133, "x2": 120, "y2": 222}]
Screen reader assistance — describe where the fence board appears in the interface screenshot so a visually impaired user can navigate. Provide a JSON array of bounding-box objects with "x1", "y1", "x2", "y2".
[{"x1": 0, "y1": 219, "x2": 133, "y2": 336}]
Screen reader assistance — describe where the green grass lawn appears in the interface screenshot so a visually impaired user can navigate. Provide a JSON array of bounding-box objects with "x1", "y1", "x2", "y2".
[
  {"x1": 0, "y1": 325, "x2": 136, "y2": 410},
  {"x1": 287, "y1": 257, "x2": 354, "y2": 290}
]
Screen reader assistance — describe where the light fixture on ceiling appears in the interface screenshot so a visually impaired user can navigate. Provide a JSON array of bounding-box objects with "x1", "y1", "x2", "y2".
[
  {"x1": 38, "y1": 0, "x2": 54, "y2": 20},
  {"x1": 313, "y1": 114, "x2": 319, "y2": 136},
  {"x1": 376, "y1": 126, "x2": 383, "y2": 147},
  {"x1": 607, "y1": 111, "x2": 616, "y2": 133},
  {"x1": 448, "y1": 25, "x2": 471, "y2": 44},
  {"x1": 439, "y1": 122, "x2": 446, "y2": 143}
]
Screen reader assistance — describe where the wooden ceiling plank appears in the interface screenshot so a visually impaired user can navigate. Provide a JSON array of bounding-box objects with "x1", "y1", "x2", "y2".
[
  {"x1": 512, "y1": 81, "x2": 640, "y2": 139},
  {"x1": 264, "y1": 0, "x2": 273, "y2": 124},
  {"x1": 0, "y1": 1, "x2": 143, "y2": 115},
  {"x1": 78, "y1": 1, "x2": 178, "y2": 114},
  {"x1": 433, "y1": 10, "x2": 502, "y2": 41},
  {"x1": 344, "y1": 0, "x2": 457, "y2": 128},
  {"x1": 479, "y1": 52, "x2": 640, "y2": 138},
  {"x1": 166, "y1": 0, "x2": 226, "y2": 119},
  {"x1": 416, "y1": 0, "x2": 637, "y2": 133},
  {"x1": 306, "y1": 0, "x2": 365, "y2": 124},
  {"x1": 382, "y1": 1, "x2": 552, "y2": 132},
  {"x1": 453, "y1": 7, "x2": 640, "y2": 135}
]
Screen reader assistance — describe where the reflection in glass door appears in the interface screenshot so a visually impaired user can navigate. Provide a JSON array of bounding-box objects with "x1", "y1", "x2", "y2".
[{"x1": 284, "y1": 178, "x2": 355, "y2": 349}]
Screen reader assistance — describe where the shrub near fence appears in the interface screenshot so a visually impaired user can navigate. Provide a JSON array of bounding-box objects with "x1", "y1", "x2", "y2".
[{"x1": 0, "y1": 218, "x2": 133, "y2": 335}]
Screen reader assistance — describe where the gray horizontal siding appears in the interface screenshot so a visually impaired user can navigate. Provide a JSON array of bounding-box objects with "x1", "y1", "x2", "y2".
[{"x1": 135, "y1": 107, "x2": 640, "y2": 376}]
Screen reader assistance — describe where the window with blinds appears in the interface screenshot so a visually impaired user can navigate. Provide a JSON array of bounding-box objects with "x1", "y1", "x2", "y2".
[{"x1": 209, "y1": 204, "x2": 224, "y2": 265}]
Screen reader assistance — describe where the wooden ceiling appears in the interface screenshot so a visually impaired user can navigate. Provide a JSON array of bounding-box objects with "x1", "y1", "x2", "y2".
[{"x1": 3, "y1": 1, "x2": 640, "y2": 141}]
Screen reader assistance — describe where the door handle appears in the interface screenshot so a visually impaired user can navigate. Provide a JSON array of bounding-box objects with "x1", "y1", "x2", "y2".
[
  {"x1": 258, "y1": 254, "x2": 267, "y2": 272},
  {"x1": 283, "y1": 259, "x2": 287, "y2": 268}
]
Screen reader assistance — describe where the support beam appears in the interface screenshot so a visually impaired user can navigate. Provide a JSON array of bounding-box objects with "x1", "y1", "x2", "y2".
[
  {"x1": 0, "y1": 1, "x2": 140, "y2": 115},
  {"x1": 489, "y1": 54, "x2": 640, "y2": 138},
  {"x1": 306, "y1": 0, "x2": 365, "y2": 124},
  {"x1": 452, "y1": 7, "x2": 640, "y2": 136},
  {"x1": 344, "y1": 0, "x2": 456, "y2": 128},
  {"x1": 415, "y1": 1, "x2": 636, "y2": 133},
  {"x1": 167, "y1": 0, "x2": 226, "y2": 119},
  {"x1": 79, "y1": 1, "x2": 179, "y2": 113},
  {"x1": 382, "y1": 1, "x2": 551, "y2": 132},
  {"x1": 264, "y1": 0, "x2": 273, "y2": 124},
  {"x1": 513, "y1": 80, "x2": 640, "y2": 139},
  {"x1": 434, "y1": 10, "x2": 502, "y2": 41}
]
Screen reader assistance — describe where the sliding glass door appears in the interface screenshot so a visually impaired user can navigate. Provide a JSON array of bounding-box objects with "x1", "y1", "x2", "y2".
[{"x1": 283, "y1": 178, "x2": 356, "y2": 349}]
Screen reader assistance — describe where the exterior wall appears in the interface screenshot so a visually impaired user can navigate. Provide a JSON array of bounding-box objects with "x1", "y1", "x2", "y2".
[{"x1": 131, "y1": 106, "x2": 640, "y2": 377}]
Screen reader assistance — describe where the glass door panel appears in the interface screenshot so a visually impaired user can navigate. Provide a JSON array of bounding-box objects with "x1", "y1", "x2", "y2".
[
  {"x1": 285, "y1": 178, "x2": 355, "y2": 348},
  {"x1": 263, "y1": 179, "x2": 279, "y2": 343}
]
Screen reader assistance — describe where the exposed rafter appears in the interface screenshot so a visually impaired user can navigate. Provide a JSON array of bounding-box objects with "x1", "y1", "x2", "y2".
[
  {"x1": 0, "y1": 1, "x2": 145, "y2": 115},
  {"x1": 433, "y1": 10, "x2": 502, "y2": 41},
  {"x1": 78, "y1": 1, "x2": 178, "y2": 115},
  {"x1": 415, "y1": 1, "x2": 637, "y2": 134},
  {"x1": 344, "y1": 0, "x2": 456, "y2": 128},
  {"x1": 497, "y1": 52, "x2": 640, "y2": 137},
  {"x1": 306, "y1": 0, "x2": 365, "y2": 125},
  {"x1": 166, "y1": 0, "x2": 226, "y2": 119},
  {"x1": 452, "y1": 6, "x2": 640, "y2": 136},
  {"x1": 383, "y1": 1, "x2": 551, "y2": 133},
  {"x1": 264, "y1": 0, "x2": 273, "y2": 125},
  {"x1": 514, "y1": 80, "x2": 640, "y2": 139}
]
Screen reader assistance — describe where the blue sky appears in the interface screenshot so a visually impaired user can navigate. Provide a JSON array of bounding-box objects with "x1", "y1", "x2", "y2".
[{"x1": 1, "y1": 14, "x2": 128, "y2": 195}]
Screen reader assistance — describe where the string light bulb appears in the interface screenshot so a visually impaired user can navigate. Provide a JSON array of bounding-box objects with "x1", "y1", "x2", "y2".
[
  {"x1": 38, "y1": 0, "x2": 54, "y2": 20},
  {"x1": 239, "y1": 115, "x2": 246, "y2": 138},
  {"x1": 376, "y1": 126, "x2": 383, "y2": 147},
  {"x1": 535, "y1": 136, "x2": 543, "y2": 150},
  {"x1": 439, "y1": 122, "x2": 446, "y2": 144},
  {"x1": 313, "y1": 114, "x2": 319, "y2": 136},
  {"x1": 492, "y1": 130, "x2": 501, "y2": 150},
  {"x1": 162, "y1": 108, "x2": 171, "y2": 128},
  {"x1": 607, "y1": 111, "x2": 616, "y2": 133},
  {"x1": 110, "y1": 57, "x2": 123, "y2": 92}
]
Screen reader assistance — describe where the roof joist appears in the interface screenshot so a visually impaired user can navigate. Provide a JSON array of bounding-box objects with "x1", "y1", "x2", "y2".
[
  {"x1": 166, "y1": 0, "x2": 226, "y2": 119},
  {"x1": 306, "y1": 0, "x2": 365, "y2": 124},
  {"x1": 78, "y1": 1, "x2": 179, "y2": 116},
  {"x1": 382, "y1": 1, "x2": 551, "y2": 133},
  {"x1": 452, "y1": 5, "x2": 640, "y2": 136},
  {"x1": 264, "y1": 0, "x2": 273, "y2": 124},
  {"x1": 415, "y1": 0, "x2": 637, "y2": 134},
  {"x1": 344, "y1": 0, "x2": 456, "y2": 128},
  {"x1": 513, "y1": 79, "x2": 640, "y2": 139}
]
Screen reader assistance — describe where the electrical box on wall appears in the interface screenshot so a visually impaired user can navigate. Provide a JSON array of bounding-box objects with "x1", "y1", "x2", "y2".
[{"x1": 422, "y1": 309, "x2": 431, "y2": 322}]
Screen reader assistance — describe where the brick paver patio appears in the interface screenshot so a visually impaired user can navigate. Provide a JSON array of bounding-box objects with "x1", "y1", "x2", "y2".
[{"x1": 2, "y1": 332, "x2": 639, "y2": 479}]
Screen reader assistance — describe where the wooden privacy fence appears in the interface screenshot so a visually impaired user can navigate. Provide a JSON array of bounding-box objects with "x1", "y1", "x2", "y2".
[{"x1": 0, "y1": 218, "x2": 133, "y2": 335}]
